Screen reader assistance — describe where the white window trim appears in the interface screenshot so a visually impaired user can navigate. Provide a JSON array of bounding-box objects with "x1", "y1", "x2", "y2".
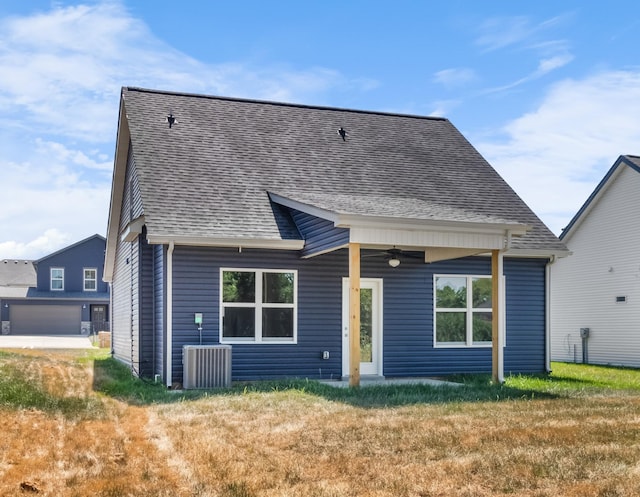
[
  {"x1": 50, "y1": 267, "x2": 64, "y2": 291},
  {"x1": 83, "y1": 268, "x2": 98, "y2": 292},
  {"x1": 433, "y1": 274, "x2": 506, "y2": 348},
  {"x1": 219, "y1": 268, "x2": 298, "y2": 344}
]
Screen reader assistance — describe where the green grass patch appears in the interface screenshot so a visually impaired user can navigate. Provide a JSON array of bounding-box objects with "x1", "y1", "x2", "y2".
[
  {"x1": 92, "y1": 356, "x2": 640, "y2": 408},
  {"x1": 509, "y1": 361, "x2": 640, "y2": 395},
  {"x1": 453, "y1": 361, "x2": 640, "y2": 397},
  {"x1": 93, "y1": 355, "x2": 220, "y2": 404},
  {"x1": 0, "y1": 353, "x2": 104, "y2": 419}
]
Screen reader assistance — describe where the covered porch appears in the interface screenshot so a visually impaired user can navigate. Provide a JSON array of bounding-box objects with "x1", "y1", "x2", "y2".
[{"x1": 269, "y1": 191, "x2": 531, "y2": 387}]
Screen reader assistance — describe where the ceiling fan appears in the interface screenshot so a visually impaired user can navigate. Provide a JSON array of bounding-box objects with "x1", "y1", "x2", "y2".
[{"x1": 362, "y1": 247, "x2": 424, "y2": 267}]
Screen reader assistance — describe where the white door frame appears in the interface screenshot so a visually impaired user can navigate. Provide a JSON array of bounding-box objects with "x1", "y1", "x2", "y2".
[{"x1": 341, "y1": 277, "x2": 383, "y2": 378}]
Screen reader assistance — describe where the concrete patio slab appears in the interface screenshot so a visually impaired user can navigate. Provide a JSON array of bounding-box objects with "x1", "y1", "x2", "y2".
[{"x1": 319, "y1": 376, "x2": 461, "y2": 388}]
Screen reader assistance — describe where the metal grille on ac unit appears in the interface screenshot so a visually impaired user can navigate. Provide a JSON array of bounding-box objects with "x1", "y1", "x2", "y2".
[{"x1": 182, "y1": 345, "x2": 232, "y2": 389}]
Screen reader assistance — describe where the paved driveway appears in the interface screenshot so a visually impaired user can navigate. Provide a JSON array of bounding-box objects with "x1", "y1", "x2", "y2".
[{"x1": 0, "y1": 335, "x2": 95, "y2": 349}]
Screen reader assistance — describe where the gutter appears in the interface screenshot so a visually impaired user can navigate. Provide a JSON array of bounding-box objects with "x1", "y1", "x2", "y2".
[
  {"x1": 166, "y1": 241, "x2": 174, "y2": 388},
  {"x1": 545, "y1": 255, "x2": 557, "y2": 373}
]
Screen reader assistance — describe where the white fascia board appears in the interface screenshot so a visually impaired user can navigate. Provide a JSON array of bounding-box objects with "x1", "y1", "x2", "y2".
[
  {"x1": 559, "y1": 160, "x2": 625, "y2": 243},
  {"x1": 350, "y1": 227, "x2": 508, "y2": 251},
  {"x1": 145, "y1": 235, "x2": 305, "y2": 251},
  {"x1": 104, "y1": 96, "x2": 130, "y2": 283},
  {"x1": 338, "y1": 214, "x2": 530, "y2": 236}
]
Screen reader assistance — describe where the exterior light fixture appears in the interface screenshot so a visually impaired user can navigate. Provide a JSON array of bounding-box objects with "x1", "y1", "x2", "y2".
[{"x1": 388, "y1": 257, "x2": 400, "y2": 268}]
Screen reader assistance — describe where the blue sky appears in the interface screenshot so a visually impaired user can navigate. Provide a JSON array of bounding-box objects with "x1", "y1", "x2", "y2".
[{"x1": 1, "y1": 1, "x2": 640, "y2": 259}]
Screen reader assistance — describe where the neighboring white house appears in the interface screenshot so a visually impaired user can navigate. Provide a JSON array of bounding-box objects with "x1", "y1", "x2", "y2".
[{"x1": 551, "y1": 155, "x2": 640, "y2": 368}]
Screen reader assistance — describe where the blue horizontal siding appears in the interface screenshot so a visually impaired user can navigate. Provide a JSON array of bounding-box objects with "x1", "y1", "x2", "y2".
[
  {"x1": 290, "y1": 209, "x2": 349, "y2": 257},
  {"x1": 503, "y1": 258, "x2": 547, "y2": 374},
  {"x1": 170, "y1": 247, "x2": 347, "y2": 382},
  {"x1": 35, "y1": 236, "x2": 108, "y2": 294},
  {"x1": 165, "y1": 246, "x2": 548, "y2": 382}
]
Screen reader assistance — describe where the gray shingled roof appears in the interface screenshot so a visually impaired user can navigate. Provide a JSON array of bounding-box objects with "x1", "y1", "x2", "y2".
[
  {"x1": 0, "y1": 259, "x2": 35, "y2": 298},
  {"x1": 0, "y1": 260, "x2": 35, "y2": 286},
  {"x1": 122, "y1": 87, "x2": 566, "y2": 252},
  {"x1": 270, "y1": 191, "x2": 519, "y2": 225}
]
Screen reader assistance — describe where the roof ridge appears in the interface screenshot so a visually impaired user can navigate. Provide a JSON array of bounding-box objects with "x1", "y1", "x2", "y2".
[{"x1": 123, "y1": 86, "x2": 449, "y2": 122}]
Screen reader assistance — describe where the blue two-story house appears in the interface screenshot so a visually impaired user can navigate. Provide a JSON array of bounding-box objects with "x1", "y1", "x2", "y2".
[{"x1": 0, "y1": 234, "x2": 109, "y2": 335}]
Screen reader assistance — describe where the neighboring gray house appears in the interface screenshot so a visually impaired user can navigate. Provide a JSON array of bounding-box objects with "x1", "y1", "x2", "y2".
[
  {"x1": 551, "y1": 155, "x2": 640, "y2": 368},
  {"x1": 1, "y1": 234, "x2": 110, "y2": 335},
  {"x1": 105, "y1": 87, "x2": 568, "y2": 387}
]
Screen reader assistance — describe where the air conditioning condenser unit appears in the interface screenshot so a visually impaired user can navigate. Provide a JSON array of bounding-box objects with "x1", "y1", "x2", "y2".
[{"x1": 183, "y1": 345, "x2": 232, "y2": 389}]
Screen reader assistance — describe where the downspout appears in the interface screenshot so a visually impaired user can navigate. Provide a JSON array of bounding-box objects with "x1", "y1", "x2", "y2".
[
  {"x1": 498, "y1": 249, "x2": 504, "y2": 382},
  {"x1": 109, "y1": 282, "x2": 114, "y2": 357},
  {"x1": 491, "y1": 249, "x2": 505, "y2": 383},
  {"x1": 151, "y1": 243, "x2": 156, "y2": 375},
  {"x1": 166, "y1": 241, "x2": 175, "y2": 388},
  {"x1": 545, "y1": 255, "x2": 557, "y2": 373}
]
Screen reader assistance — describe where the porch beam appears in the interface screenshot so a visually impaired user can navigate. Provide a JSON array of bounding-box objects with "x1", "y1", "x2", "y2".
[
  {"x1": 349, "y1": 242, "x2": 361, "y2": 387},
  {"x1": 492, "y1": 249, "x2": 504, "y2": 383}
]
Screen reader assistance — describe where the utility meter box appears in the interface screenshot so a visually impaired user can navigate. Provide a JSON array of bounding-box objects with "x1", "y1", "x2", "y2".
[
  {"x1": 580, "y1": 327, "x2": 590, "y2": 338},
  {"x1": 194, "y1": 313, "x2": 203, "y2": 325}
]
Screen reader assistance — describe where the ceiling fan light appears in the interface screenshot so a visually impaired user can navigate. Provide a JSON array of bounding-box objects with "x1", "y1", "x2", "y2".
[{"x1": 388, "y1": 257, "x2": 400, "y2": 268}]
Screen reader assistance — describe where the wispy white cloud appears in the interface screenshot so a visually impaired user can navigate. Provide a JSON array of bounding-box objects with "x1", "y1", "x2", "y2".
[
  {"x1": 429, "y1": 99, "x2": 462, "y2": 118},
  {"x1": 433, "y1": 68, "x2": 477, "y2": 88},
  {"x1": 0, "y1": 2, "x2": 371, "y2": 259},
  {"x1": 473, "y1": 15, "x2": 574, "y2": 95},
  {"x1": 475, "y1": 14, "x2": 570, "y2": 52},
  {"x1": 475, "y1": 16, "x2": 535, "y2": 52},
  {"x1": 35, "y1": 139, "x2": 112, "y2": 171},
  {"x1": 476, "y1": 70, "x2": 640, "y2": 234},
  {"x1": 479, "y1": 51, "x2": 574, "y2": 95},
  {"x1": 536, "y1": 54, "x2": 573, "y2": 75}
]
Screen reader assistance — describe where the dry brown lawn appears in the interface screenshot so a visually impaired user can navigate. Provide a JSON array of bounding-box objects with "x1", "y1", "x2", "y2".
[{"x1": 1, "y1": 348, "x2": 639, "y2": 497}]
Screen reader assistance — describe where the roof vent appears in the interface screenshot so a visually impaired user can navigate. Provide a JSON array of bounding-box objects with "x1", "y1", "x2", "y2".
[
  {"x1": 337, "y1": 127, "x2": 347, "y2": 141},
  {"x1": 167, "y1": 113, "x2": 177, "y2": 128}
]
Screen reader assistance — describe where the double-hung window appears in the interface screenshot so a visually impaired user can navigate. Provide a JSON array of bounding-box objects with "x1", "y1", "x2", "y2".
[
  {"x1": 220, "y1": 269, "x2": 297, "y2": 343},
  {"x1": 84, "y1": 268, "x2": 98, "y2": 291},
  {"x1": 434, "y1": 275, "x2": 492, "y2": 347},
  {"x1": 51, "y1": 268, "x2": 65, "y2": 291}
]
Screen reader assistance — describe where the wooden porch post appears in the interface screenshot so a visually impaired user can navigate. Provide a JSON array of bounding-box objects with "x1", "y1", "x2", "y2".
[
  {"x1": 492, "y1": 249, "x2": 504, "y2": 383},
  {"x1": 349, "y1": 242, "x2": 361, "y2": 387}
]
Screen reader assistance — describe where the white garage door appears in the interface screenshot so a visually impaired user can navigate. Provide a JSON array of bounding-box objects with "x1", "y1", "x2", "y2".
[{"x1": 11, "y1": 305, "x2": 82, "y2": 335}]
